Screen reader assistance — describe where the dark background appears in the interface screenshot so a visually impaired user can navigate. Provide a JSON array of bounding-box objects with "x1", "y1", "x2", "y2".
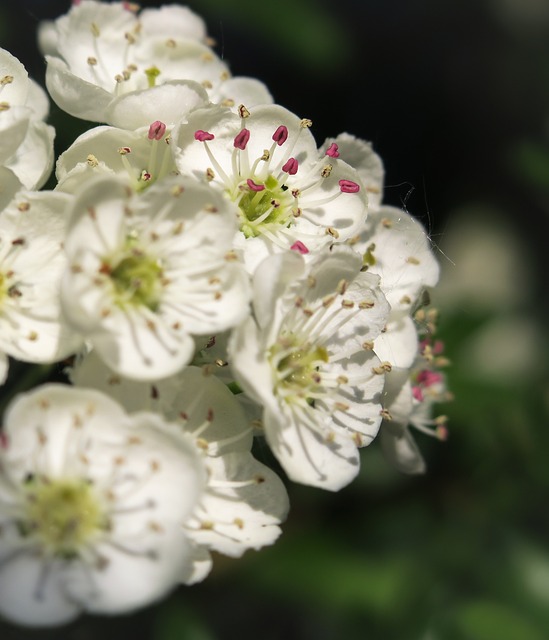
[{"x1": 1, "y1": 1, "x2": 549, "y2": 638}]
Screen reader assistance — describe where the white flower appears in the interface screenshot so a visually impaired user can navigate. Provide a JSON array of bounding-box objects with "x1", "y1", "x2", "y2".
[
  {"x1": 0, "y1": 189, "x2": 81, "y2": 381},
  {"x1": 320, "y1": 133, "x2": 385, "y2": 211},
  {"x1": 71, "y1": 351, "x2": 289, "y2": 573},
  {"x1": 61, "y1": 175, "x2": 250, "y2": 380},
  {"x1": 354, "y1": 206, "x2": 441, "y2": 369},
  {"x1": 173, "y1": 104, "x2": 367, "y2": 272},
  {"x1": 43, "y1": 1, "x2": 272, "y2": 126},
  {"x1": 0, "y1": 384, "x2": 207, "y2": 626},
  {"x1": 55, "y1": 120, "x2": 180, "y2": 194},
  {"x1": 0, "y1": 48, "x2": 33, "y2": 166},
  {"x1": 229, "y1": 247, "x2": 390, "y2": 490},
  {"x1": 0, "y1": 49, "x2": 55, "y2": 189},
  {"x1": 380, "y1": 335, "x2": 450, "y2": 474}
]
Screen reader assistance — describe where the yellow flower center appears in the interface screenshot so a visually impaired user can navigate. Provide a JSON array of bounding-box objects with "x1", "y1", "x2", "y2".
[{"x1": 21, "y1": 476, "x2": 107, "y2": 558}]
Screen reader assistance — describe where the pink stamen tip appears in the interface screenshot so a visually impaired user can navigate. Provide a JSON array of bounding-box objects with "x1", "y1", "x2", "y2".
[
  {"x1": 433, "y1": 340, "x2": 445, "y2": 355},
  {"x1": 247, "y1": 178, "x2": 265, "y2": 192},
  {"x1": 436, "y1": 425, "x2": 449, "y2": 441},
  {"x1": 148, "y1": 120, "x2": 167, "y2": 141},
  {"x1": 290, "y1": 241, "x2": 309, "y2": 255},
  {"x1": 195, "y1": 130, "x2": 215, "y2": 142},
  {"x1": 417, "y1": 370, "x2": 443, "y2": 387},
  {"x1": 234, "y1": 128, "x2": 251, "y2": 150},
  {"x1": 326, "y1": 143, "x2": 340, "y2": 158},
  {"x1": 0, "y1": 432, "x2": 8, "y2": 449},
  {"x1": 412, "y1": 386, "x2": 424, "y2": 402},
  {"x1": 339, "y1": 179, "x2": 360, "y2": 193},
  {"x1": 282, "y1": 157, "x2": 299, "y2": 175},
  {"x1": 272, "y1": 125, "x2": 289, "y2": 146}
]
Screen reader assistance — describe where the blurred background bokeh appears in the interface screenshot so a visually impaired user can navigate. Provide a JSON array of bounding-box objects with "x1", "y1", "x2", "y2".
[{"x1": 1, "y1": 0, "x2": 549, "y2": 638}]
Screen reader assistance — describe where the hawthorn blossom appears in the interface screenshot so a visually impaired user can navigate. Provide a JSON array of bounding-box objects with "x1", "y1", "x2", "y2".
[
  {"x1": 321, "y1": 133, "x2": 385, "y2": 211},
  {"x1": 380, "y1": 335, "x2": 451, "y2": 474},
  {"x1": 229, "y1": 247, "x2": 390, "y2": 490},
  {"x1": 0, "y1": 384, "x2": 206, "y2": 626},
  {"x1": 42, "y1": 1, "x2": 271, "y2": 126},
  {"x1": 55, "y1": 120, "x2": 181, "y2": 194},
  {"x1": 173, "y1": 104, "x2": 367, "y2": 271},
  {"x1": 0, "y1": 48, "x2": 55, "y2": 189},
  {"x1": 355, "y1": 206, "x2": 440, "y2": 369},
  {"x1": 60, "y1": 175, "x2": 250, "y2": 380},
  {"x1": 0, "y1": 188, "x2": 81, "y2": 384},
  {"x1": 71, "y1": 352, "x2": 289, "y2": 570}
]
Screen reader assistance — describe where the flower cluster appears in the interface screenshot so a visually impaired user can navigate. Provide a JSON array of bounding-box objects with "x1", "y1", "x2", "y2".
[{"x1": 0, "y1": 0, "x2": 450, "y2": 627}]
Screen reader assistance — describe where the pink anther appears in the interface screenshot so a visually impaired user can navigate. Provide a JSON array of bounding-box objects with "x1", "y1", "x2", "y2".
[
  {"x1": 247, "y1": 179, "x2": 265, "y2": 191},
  {"x1": 412, "y1": 386, "x2": 424, "y2": 402},
  {"x1": 195, "y1": 130, "x2": 215, "y2": 142},
  {"x1": 325, "y1": 143, "x2": 340, "y2": 158},
  {"x1": 234, "y1": 128, "x2": 251, "y2": 150},
  {"x1": 282, "y1": 157, "x2": 299, "y2": 175},
  {"x1": 416, "y1": 370, "x2": 443, "y2": 387},
  {"x1": 436, "y1": 424, "x2": 449, "y2": 441},
  {"x1": 148, "y1": 120, "x2": 167, "y2": 141},
  {"x1": 339, "y1": 179, "x2": 360, "y2": 193},
  {"x1": 432, "y1": 340, "x2": 445, "y2": 355},
  {"x1": 272, "y1": 125, "x2": 289, "y2": 146},
  {"x1": 290, "y1": 241, "x2": 309, "y2": 255}
]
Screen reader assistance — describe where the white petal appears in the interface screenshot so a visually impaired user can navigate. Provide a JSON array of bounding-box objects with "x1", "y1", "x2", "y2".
[
  {"x1": 179, "y1": 545, "x2": 212, "y2": 585},
  {"x1": 214, "y1": 76, "x2": 273, "y2": 108},
  {"x1": 264, "y1": 404, "x2": 361, "y2": 491},
  {"x1": 364, "y1": 206, "x2": 440, "y2": 310},
  {"x1": 374, "y1": 312, "x2": 418, "y2": 369},
  {"x1": 45, "y1": 56, "x2": 113, "y2": 123},
  {"x1": 229, "y1": 316, "x2": 277, "y2": 409},
  {"x1": 0, "y1": 167, "x2": 23, "y2": 210},
  {"x1": 105, "y1": 80, "x2": 209, "y2": 129},
  {"x1": 140, "y1": 5, "x2": 207, "y2": 41},
  {"x1": 0, "y1": 48, "x2": 29, "y2": 104},
  {"x1": 71, "y1": 529, "x2": 194, "y2": 615},
  {"x1": 25, "y1": 79, "x2": 50, "y2": 121},
  {"x1": 5, "y1": 120, "x2": 55, "y2": 189},
  {"x1": 380, "y1": 426, "x2": 426, "y2": 474},
  {"x1": 187, "y1": 452, "x2": 288, "y2": 557},
  {"x1": 0, "y1": 351, "x2": 7, "y2": 385},
  {"x1": 252, "y1": 251, "x2": 306, "y2": 329},
  {"x1": 0, "y1": 553, "x2": 81, "y2": 627},
  {"x1": 0, "y1": 105, "x2": 31, "y2": 165}
]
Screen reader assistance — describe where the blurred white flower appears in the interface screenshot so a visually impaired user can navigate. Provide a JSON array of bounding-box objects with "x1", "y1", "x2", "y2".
[
  {"x1": 71, "y1": 352, "x2": 290, "y2": 573},
  {"x1": 0, "y1": 384, "x2": 206, "y2": 626},
  {"x1": 0, "y1": 188, "x2": 81, "y2": 383},
  {"x1": 0, "y1": 49, "x2": 55, "y2": 189}
]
